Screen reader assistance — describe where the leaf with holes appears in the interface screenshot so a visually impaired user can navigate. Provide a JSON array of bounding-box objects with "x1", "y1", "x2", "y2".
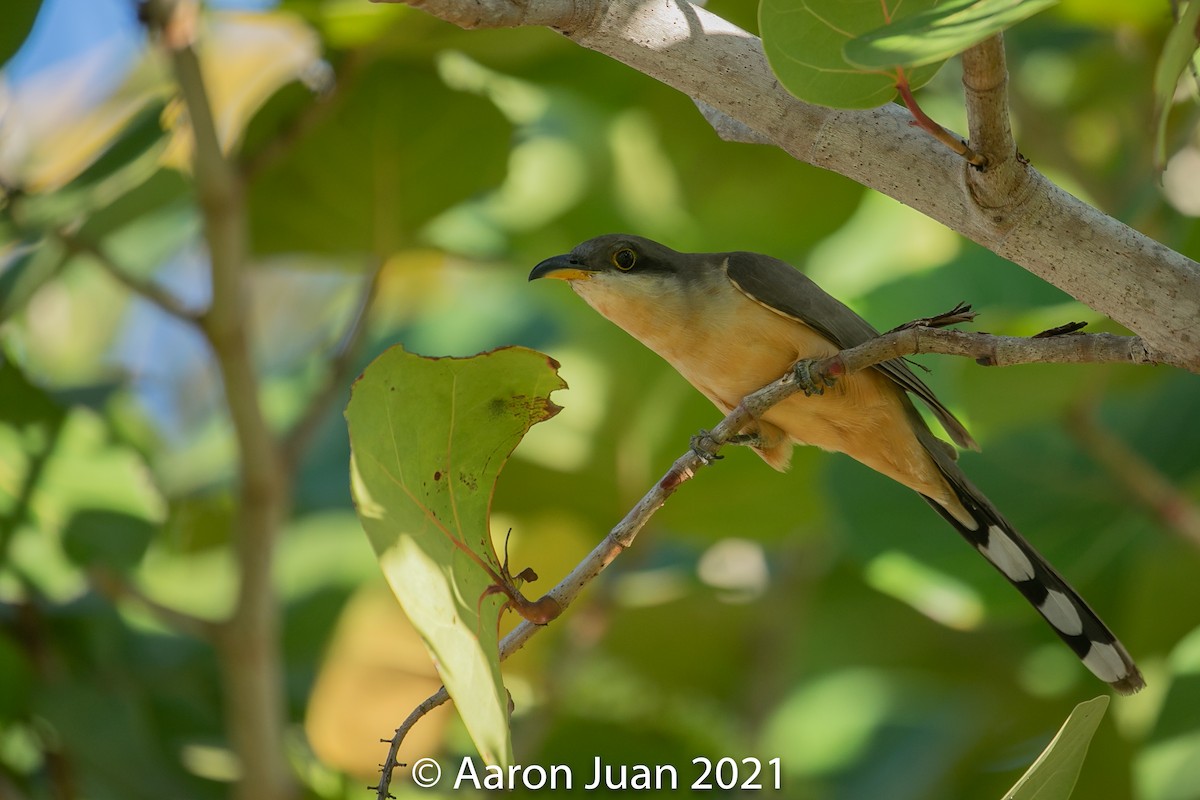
[
  {"x1": 346, "y1": 345, "x2": 566, "y2": 767},
  {"x1": 844, "y1": 0, "x2": 1059, "y2": 70},
  {"x1": 759, "y1": 0, "x2": 945, "y2": 109},
  {"x1": 1003, "y1": 695, "x2": 1109, "y2": 800}
]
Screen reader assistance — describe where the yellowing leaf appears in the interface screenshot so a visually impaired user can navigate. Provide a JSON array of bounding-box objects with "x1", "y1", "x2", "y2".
[
  {"x1": 345, "y1": 345, "x2": 566, "y2": 767},
  {"x1": 0, "y1": 43, "x2": 171, "y2": 192},
  {"x1": 161, "y1": 11, "x2": 323, "y2": 170}
]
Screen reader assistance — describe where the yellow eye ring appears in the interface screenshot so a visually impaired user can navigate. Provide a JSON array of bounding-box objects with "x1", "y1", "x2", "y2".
[{"x1": 613, "y1": 248, "x2": 637, "y2": 271}]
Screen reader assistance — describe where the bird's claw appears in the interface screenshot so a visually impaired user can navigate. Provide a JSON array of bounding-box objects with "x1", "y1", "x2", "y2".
[
  {"x1": 690, "y1": 430, "x2": 724, "y2": 465},
  {"x1": 793, "y1": 358, "x2": 836, "y2": 397},
  {"x1": 727, "y1": 433, "x2": 765, "y2": 449}
]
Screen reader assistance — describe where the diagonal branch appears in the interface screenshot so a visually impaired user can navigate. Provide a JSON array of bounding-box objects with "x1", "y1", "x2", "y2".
[
  {"x1": 56, "y1": 230, "x2": 202, "y2": 325},
  {"x1": 281, "y1": 264, "x2": 382, "y2": 473},
  {"x1": 1067, "y1": 400, "x2": 1200, "y2": 552},
  {"x1": 372, "y1": 308, "x2": 1168, "y2": 796}
]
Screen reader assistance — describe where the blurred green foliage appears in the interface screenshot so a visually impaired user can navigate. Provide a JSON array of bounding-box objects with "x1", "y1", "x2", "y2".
[{"x1": 1, "y1": 1, "x2": 1199, "y2": 799}]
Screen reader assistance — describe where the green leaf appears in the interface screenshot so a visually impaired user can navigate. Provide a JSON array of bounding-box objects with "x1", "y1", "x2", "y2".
[
  {"x1": 345, "y1": 345, "x2": 566, "y2": 767},
  {"x1": 1153, "y1": 0, "x2": 1200, "y2": 168},
  {"x1": 759, "y1": 0, "x2": 945, "y2": 109},
  {"x1": 1003, "y1": 695, "x2": 1109, "y2": 800},
  {"x1": 0, "y1": 0, "x2": 43, "y2": 69},
  {"x1": 62, "y1": 508, "x2": 155, "y2": 571},
  {"x1": 845, "y1": 0, "x2": 1060, "y2": 70},
  {"x1": 0, "y1": 230, "x2": 67, "y2": 325}
]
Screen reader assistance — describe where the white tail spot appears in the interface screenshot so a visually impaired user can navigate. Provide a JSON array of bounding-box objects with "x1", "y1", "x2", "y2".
[
  {"x1": 1082, "y1": 641, "x2": 1128, "y2": 683},
  {"x1": 979, "y1": 526, "x2": 1035, "y2": 582},
  {"x1": 1038, "y1": 589, "x2": 1083, "y2": 636}
]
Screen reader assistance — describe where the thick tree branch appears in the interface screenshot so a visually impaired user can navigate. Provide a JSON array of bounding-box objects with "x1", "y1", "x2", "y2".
[
  {"x1": 142, "y1": 2, "x2": 292, "y2": 799},
  {"x1": 377, "y1": 0, "x2": 1200, "y2": 372}
]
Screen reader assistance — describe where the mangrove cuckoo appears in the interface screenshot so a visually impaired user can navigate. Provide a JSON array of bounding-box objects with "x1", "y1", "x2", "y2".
[{"x1": 529, "y1": 233, "x2": 1144, "y2": 694}]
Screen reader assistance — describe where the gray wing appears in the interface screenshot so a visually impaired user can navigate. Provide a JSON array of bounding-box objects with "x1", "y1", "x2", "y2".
[{"x1": 724, "y1": 251, "x2": 978, "y2": 452}]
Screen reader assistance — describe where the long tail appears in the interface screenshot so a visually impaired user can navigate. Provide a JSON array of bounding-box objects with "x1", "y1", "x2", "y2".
[{"x1": 922, "y1": 466, "x2": 1144, "y2": 695}]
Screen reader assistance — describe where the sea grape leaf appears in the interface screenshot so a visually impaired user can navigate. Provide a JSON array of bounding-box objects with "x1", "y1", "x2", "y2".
[
  {"x1": 844, "y1": 0, "x2": 1059, "y2": 70},
  {"x1": 759, "y1": 0, "x2": 945, "y2": 109},
  {"x1": 346, "y1": 345, "x2": 566, "y2": 767}
]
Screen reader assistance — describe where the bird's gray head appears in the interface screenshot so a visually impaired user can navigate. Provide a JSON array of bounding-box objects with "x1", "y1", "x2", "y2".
[{"x1": 528, "y1": 234, "x2": 698, "y2": 284}]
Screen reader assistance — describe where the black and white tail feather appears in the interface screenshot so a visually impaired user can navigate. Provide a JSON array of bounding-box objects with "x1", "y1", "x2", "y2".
[{"x1": 923, "y1": 463, "x2": 1144, "y2": 694}]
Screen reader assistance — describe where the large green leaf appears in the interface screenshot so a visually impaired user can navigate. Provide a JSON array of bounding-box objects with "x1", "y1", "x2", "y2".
[
  {"x1": 1153, "y1": 0, "x2": 1200, "y2": 168},
  {"x1": 759, "y1": 0, "x2": 945, "y2": 109},
  {"x1": 345, "y1": 345, "x2": 566, "y2": 767},
  {"x1": 844, "y1": 0, "x2": 1060, "y2": 70},
  {"x1": 1003, "y1": 696, "x2": 1109, "y2": 800}
]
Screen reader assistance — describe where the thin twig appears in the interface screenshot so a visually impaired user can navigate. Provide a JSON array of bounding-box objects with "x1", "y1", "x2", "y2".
[
  {"x1": 57, "y1": 230, "x2": 202, "y2": 324},
  {"x1": 896, "y1": 68, "x2": 988, "y2": 168},
  {"x1": 375, "y1": 688, "x2": 450, "y2": 799},
  {"x1": 281, "y1": 264, "x2": 382, "y2": 472},
  {"x1": 819, "y1": 326, "x2": 1166, "y2": 372},
  {"x1": 89, "y1": 568, "x2": 216, "y2": 640},
  {"x1": 1067, "y1": 400, "x2": 1200, "y2": 551},
  {"x1": 369, "y1": 309, "x2": 1166, "y2": 786},
  {"x1": 373, "y1": 307, "x2": 1175, "y2": 784}
]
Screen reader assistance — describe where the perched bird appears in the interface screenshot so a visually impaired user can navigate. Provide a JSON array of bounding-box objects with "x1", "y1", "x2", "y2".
[{"x1": 530, "y1": 233, "x2": 1143, "y2": 694}]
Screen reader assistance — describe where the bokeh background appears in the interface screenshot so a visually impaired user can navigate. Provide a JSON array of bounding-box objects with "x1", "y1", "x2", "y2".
[{"x1": 2, "y1": 0, "x2": 1200, "y2": 798}]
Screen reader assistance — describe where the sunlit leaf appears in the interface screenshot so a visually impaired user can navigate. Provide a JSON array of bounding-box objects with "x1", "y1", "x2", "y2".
[
  {"x1": 346, "y1": 345, "x2": 566, "y2": 766},
  {"x1": 0, "y1": 44, "x2": 170, "y2": 193},
  {"x1": 1153, "y1": 0, "x2": 1200, "y2": 169},
  {"x1": 1003, "y1": 695, "x2": 1109, "y2": 800},
  {"x1": 845, "y1": 0, "x2": 1060, "y2": 70},
  {"x1": 759, "y1": 0, "x2": 944, "y2": 109},
  {"x1": 161, "y1": 11, "x2": 324, "y2": 170}
]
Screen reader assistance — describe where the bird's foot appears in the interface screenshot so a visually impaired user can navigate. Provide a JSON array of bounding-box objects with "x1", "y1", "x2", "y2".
[
  {"x1": 689, "y1": 429, "x2": 724, "y2": 465},
  {"x1": 727, "y1": 433, "x2": 764, "y2": 448},
  {"x1": 793, "y1": 358, "x2": 837, "y2": 396}
]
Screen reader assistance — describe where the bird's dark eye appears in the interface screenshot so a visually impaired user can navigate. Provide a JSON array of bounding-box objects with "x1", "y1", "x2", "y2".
[{"x1": 612, "y1": 248, "x2": 637, "y2": 271}]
